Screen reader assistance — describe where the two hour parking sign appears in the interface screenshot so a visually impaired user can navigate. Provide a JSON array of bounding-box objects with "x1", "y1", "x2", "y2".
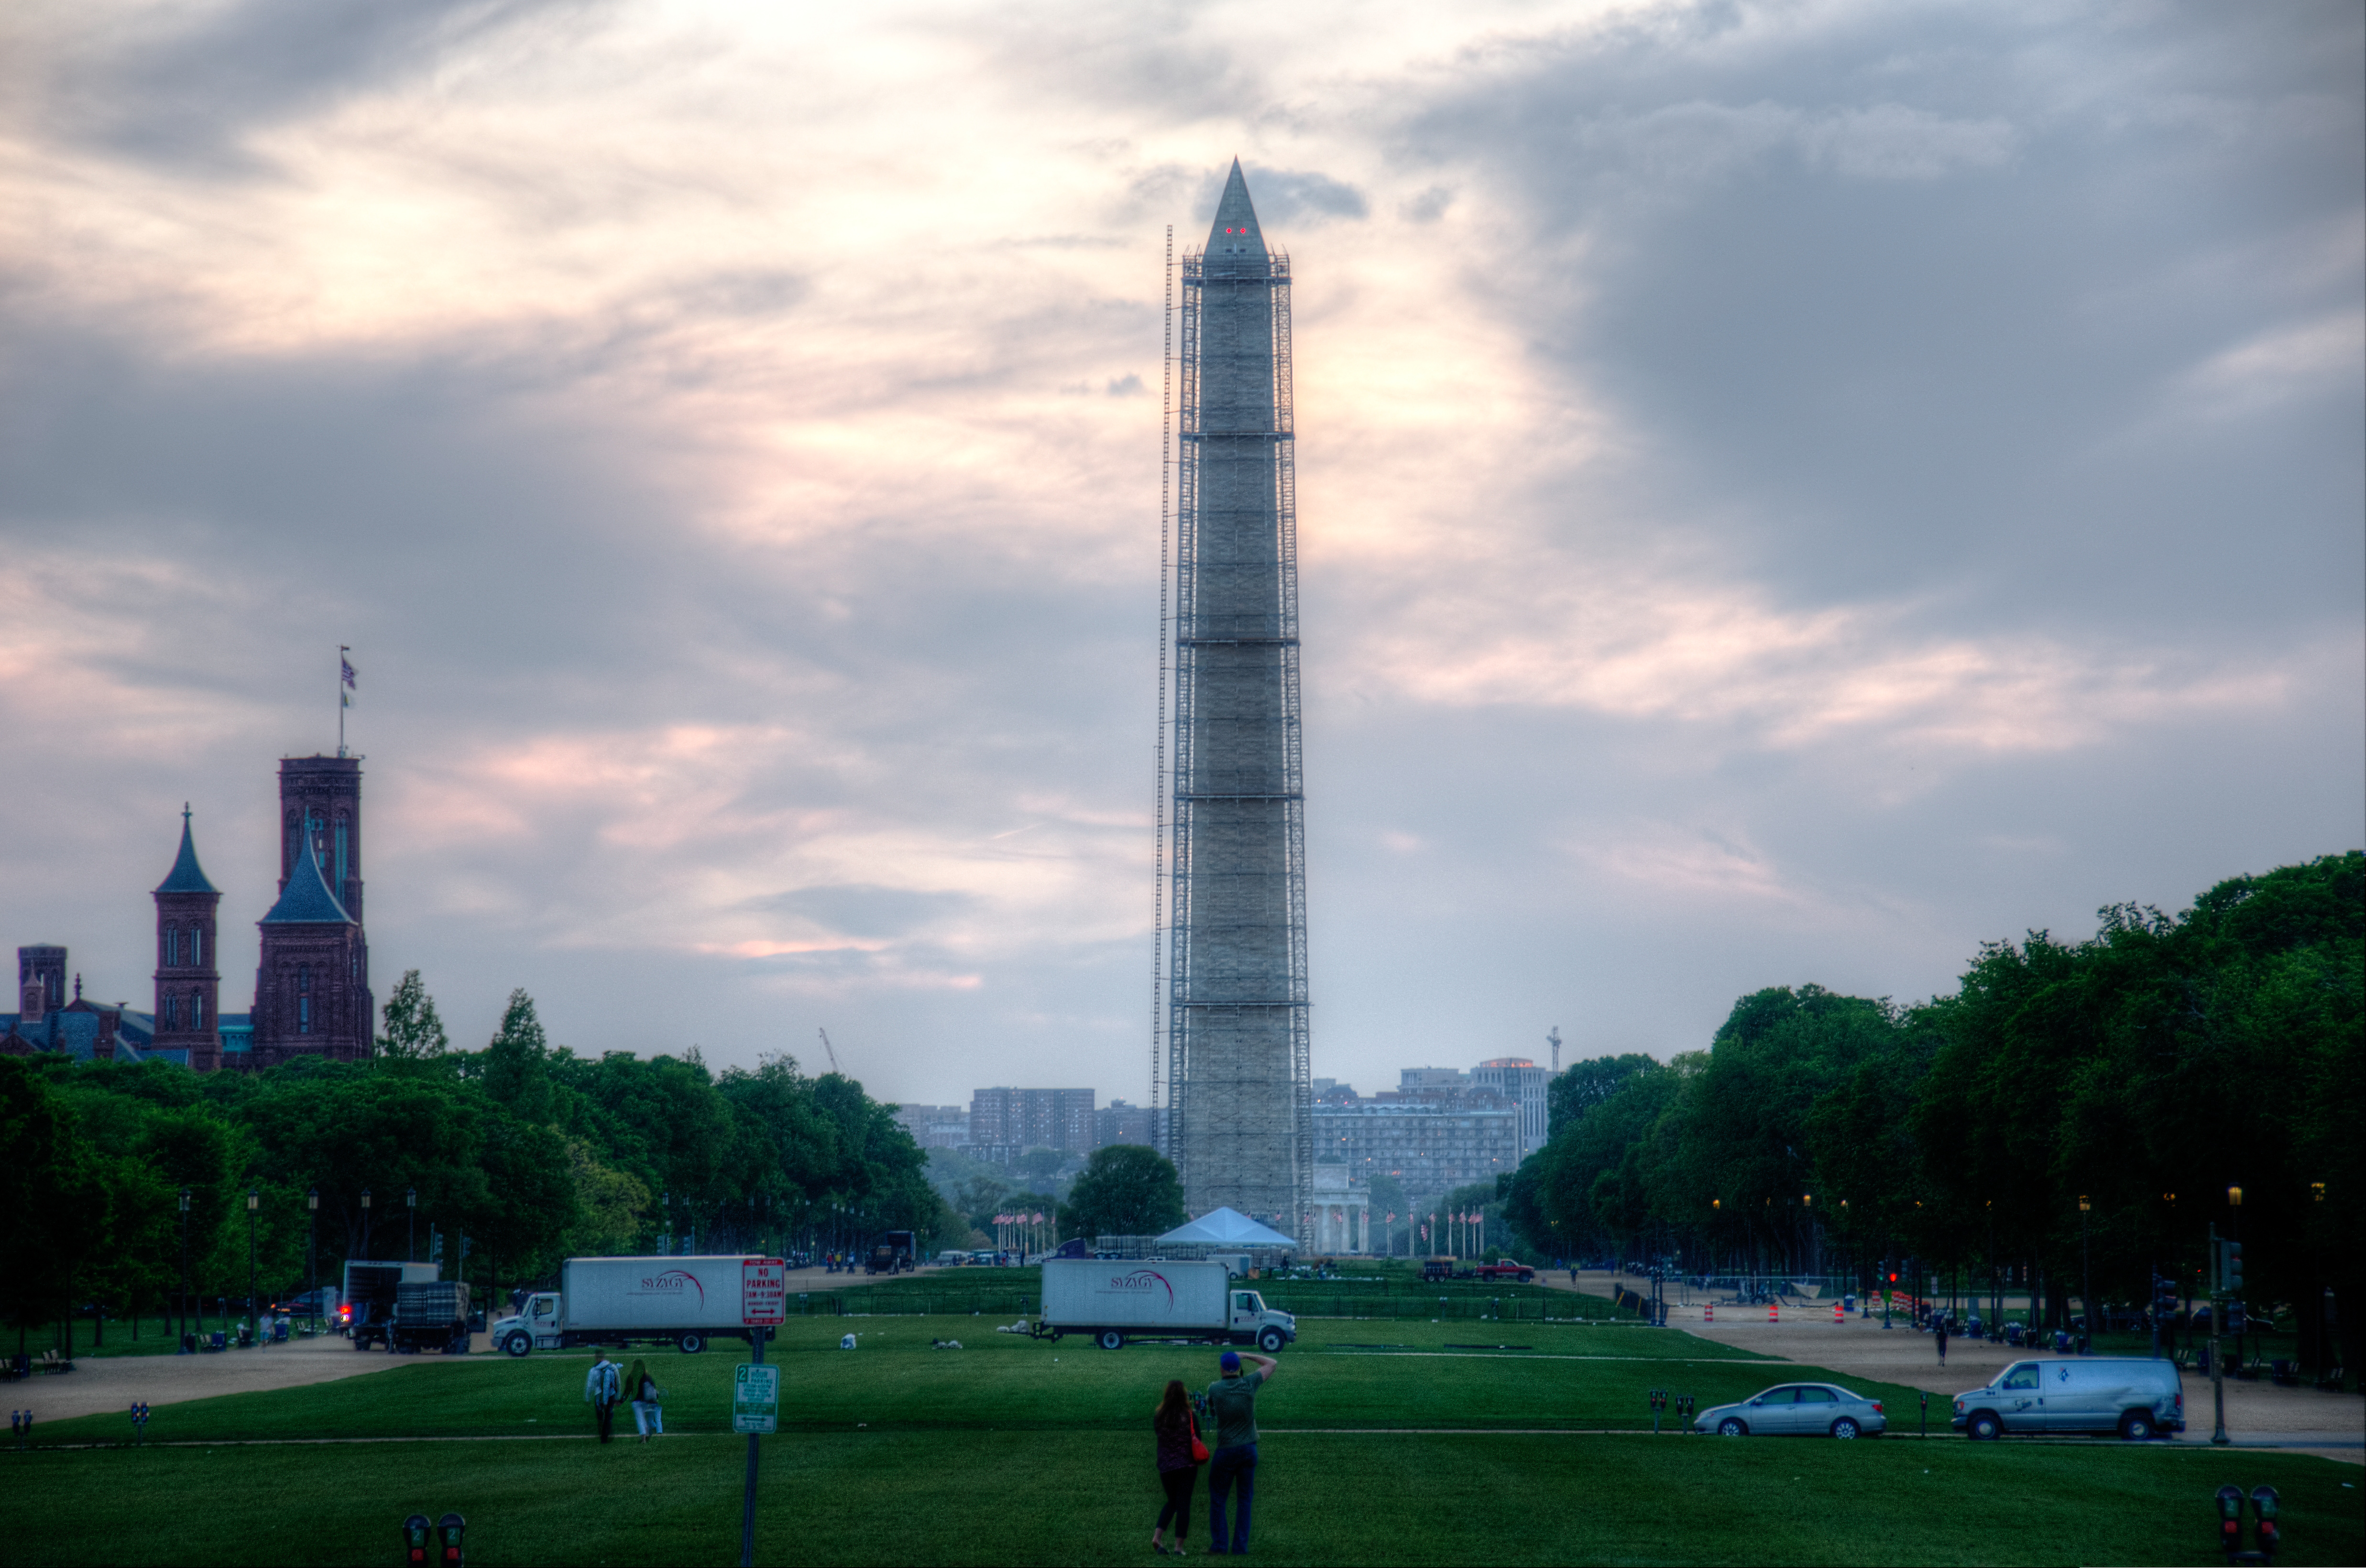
[{"x1": 733, "y1": 1363, "x2": 779, "y2": 1435}]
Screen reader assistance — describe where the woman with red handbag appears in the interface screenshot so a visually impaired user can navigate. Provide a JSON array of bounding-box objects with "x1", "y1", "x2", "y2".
[{"x1": 1151, "y1": 1379, "x2": 1207, "y2": 1555}]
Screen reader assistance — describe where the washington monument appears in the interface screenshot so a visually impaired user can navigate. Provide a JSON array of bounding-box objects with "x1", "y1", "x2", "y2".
[{"x1": 1160, "y1": 161, "x2": 1312, "y2": 1231}]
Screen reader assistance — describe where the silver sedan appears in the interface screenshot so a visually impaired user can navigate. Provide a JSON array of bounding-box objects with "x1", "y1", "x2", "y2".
[{"x1": 1698, "y1": 1382, "x2": 1888, "y2": 1438}]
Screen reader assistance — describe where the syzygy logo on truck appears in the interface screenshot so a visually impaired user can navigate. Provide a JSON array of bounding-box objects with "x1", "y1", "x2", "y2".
[
  {"x1": 1101, "y1": 1270, "x2": 1175, "y2": 1307},
  {"x1": 633, "y1": 1270, "x2": 707, "y2": 1307}
]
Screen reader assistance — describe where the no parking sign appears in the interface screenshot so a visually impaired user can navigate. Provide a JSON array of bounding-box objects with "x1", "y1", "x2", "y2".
[{"x1": 743, "y1": 1259, "x2": 786, "y2": 1326}]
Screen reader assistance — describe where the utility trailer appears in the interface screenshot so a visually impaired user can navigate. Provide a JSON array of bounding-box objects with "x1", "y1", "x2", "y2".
[
  {"x1": 489, "y1": 1255, "x2": 767, "y2": 1357},
  {"x1": 340, "y1": 1261, "x2": 440, "y2": 1350},
  {"x1": 390, "y1": 1281, "x2": 472, "y2": 1354}
]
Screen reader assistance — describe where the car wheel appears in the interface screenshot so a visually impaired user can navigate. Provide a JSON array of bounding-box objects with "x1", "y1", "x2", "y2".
[
  {"x1": 2120, "y1": 1411, "x2": 2155, "y2": 1442},
  {"x1": 1831, "y1": 1418, "x2": 1860, "y2": 1440},
  {"x1": 1718, "y1": 1418, "x2": 1746, "y2": 1437},
  {"x1": 1259, "y1": 1328, "x2": 1286, "y2": 1354},
  {"x1": 1097, "y1": 1330, "x2": 1124, "y2": 1351},
  {"x1": 678, "y1": 1332, "x2": 705, "y2": 1355},
  {"x1": 503, "y1": 1333, "x2": 531, "y2": 1358},
  {"x1": 1968, "y1": 1411, "x2": 2002, "y2": 1441}
]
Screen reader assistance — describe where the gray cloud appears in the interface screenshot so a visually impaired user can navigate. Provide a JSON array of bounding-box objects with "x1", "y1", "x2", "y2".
[{"x1": 36, "y1": 0, "x2": 614, "y2": 176}]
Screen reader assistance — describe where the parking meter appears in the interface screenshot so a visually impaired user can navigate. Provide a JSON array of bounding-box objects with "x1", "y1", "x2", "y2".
[
  {"x1": 2251, "y1": 1487, "x2": 2279, "y2": 1560},
  {"x1": 404, "y1": 1514, "x2": 433, "y2": 1568},
  {"x1": 131, "y1": 1401, "x2": 150, "y2": 1445},
  {"x1": 1648, "y1": 1389, "x2": 1665, "y2": 1434},
  {"x1": 1919, "y1": 1391, "x2": 1928, "y2": 1438},
  {"x1": 438, "y1": 1512, "x2": 467, "y2": 1567},
  {"x1": 2216, "y1": 1485, "x2": 2245, "y2": 1557}
]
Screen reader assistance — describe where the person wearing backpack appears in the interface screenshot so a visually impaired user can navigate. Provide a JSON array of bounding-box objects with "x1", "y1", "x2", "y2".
[
  {"x1": 1151, "y1": 1379, "x2": 1206, "y2": 1555},
  {"x1": 583, "y1": 1350, "x2": 622, "y2": 1444}
]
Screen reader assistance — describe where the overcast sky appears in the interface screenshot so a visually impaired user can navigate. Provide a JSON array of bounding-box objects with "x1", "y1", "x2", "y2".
[{"x1": 3, "y1": 0, "x2": 2358, "y2": 1107}]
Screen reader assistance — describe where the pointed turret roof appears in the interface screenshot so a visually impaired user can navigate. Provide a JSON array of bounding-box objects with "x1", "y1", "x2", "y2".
[
  {"x1": 1205, "y1": 158, "x2": 1267, "y2": 255},
  {"x1": 155, "y1": 806, "x2": 220, "y2": 895},
  {"x1": 261, "y1": 835, "x2": 354, "y2": 925}
]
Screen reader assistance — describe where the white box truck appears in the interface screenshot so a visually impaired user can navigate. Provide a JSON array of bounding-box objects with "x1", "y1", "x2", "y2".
[
  {"x1": 1036, "y1": 1258, "x2": 1296, "y2": 1353},
  {"x1": 489, "y1": 1256, "x2": 765, "y2": 1357}
]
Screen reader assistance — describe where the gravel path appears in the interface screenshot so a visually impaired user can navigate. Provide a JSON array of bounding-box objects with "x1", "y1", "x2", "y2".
[{"x1": 5, "y1": 1330, "x2": 496, "y2": 1426}]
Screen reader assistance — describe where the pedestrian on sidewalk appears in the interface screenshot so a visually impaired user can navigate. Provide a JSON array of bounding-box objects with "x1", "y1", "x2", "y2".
[
  {"x1": 1935, "y1": 1317, "x2": 1950, "y2": 1368},
  {"x1": 626, "y1": 1357, "x2": 664, "y2": 1441},
  {"x1": 584, "y1": 1350, "x2": 622, "y2": 1444},
  {"x1": 1205, "y1": 1350, "x2": 1276, "y2": 1555},
  {"x1": 1151, "y1": 1378, "x2": 1204, "y2": 1556}
]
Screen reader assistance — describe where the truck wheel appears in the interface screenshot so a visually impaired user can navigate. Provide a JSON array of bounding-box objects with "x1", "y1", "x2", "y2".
[
  {"x1": 503, "y1": 1333, "x2": 531, "y2": 1358},
  {"x1": 678, "y1": 1332, "x2": 705, "y2": 1355},
  {"x1": 1258, "y1": 1327, "x2": 1286, "y2": 1354},
  {"x1": 1097, "y1": 1330, "x2": 1124, "y2": 1351},
  {"x1": 1967, "y1": 1411, "x2": 2003, "y2": 1441},
  {"x1": 2120, "y1": 1411, "x2": 2155, "y2": 1442}
]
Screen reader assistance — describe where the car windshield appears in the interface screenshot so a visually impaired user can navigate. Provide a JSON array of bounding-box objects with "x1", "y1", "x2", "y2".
[{"x1": 2000, "y1": 1363, "x2": 2039, "y2": 1391}]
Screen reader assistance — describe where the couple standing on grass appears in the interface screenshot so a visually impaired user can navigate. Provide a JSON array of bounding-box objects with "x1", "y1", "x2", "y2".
[
  {"x1": 582, "y1": 1350, "x2": 666, "y2": 1444},
  {"x1": 1151, "y1": 1349, "x2": 1277, "y2": 1557}
]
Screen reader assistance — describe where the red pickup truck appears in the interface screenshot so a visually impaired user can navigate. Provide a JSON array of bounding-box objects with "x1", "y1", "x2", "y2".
[{"x1": 1474, "y1": 1261, "x2": 1535, "y2": 1283}]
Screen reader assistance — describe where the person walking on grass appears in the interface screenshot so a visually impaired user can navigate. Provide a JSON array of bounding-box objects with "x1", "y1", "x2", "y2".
[
  {"x1": 1205, "y1": 1350, "x2": 1275, "y2": 1555},
  {"x1": 626, "y1": 1358, "x2": 664, "y2": 1442},
  {"x1": 585, "y1": 1350, "x2": 622, "y2": 1444},
  {"x1": 1151, "y1": 1379, "x2": 1205, "y2": 1556}
]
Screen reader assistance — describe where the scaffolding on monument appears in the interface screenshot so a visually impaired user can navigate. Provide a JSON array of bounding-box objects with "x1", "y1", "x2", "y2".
[{"x1": 1163, "y1": 243, "x2": 1312, "y2": 1238}]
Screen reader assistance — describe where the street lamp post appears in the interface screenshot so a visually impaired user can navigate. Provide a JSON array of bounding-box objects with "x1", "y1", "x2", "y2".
[
  {"x1": 2227, "y1": 1185, "x2": 2244, "y2": 1372},
  {"x1": 307, "y1": 1187, "x2": 320, "y2": 1333},
  {"x1": 406, "y1": 1187, "x2": 417, "y2": 1265},
  {"x1": 245, "y1": 1188, "x2": 260, "y2": 1347},
  {"x1": 663, "y1": 1191, "x2": 672, "y2": 1255},
  {"x1": 2078, "y1": 1195, "x2": 2092, "y2": 1353},
  {"x1": 177, "y1": 1187, "x2": 192, "y2": 1353},
  {"x1": 361, "y1": 1187, "x2": 373, "y2": 1266}
]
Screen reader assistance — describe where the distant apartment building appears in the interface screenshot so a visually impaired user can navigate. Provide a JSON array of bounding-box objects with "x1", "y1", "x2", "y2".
[
  {"x1": 1310, "y1": 1098, "x2": 1520, "y2": 1201},
  {"x1": 1469, "y1": 1058, "x2": 1551, "y2": 1158},
  {"x1": 969, "y1": 1087, "x2": 1096, "y2": 1155},
  {"x1": 1095, "y1": 1099, "x2": 1157, "y2": 1149},
  {"x1": 891, "y1": 1104, "x2": 971, "y2": 1151}
]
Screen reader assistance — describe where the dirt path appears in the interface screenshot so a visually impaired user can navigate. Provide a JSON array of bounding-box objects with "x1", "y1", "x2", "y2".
[
  {"x1": 1540, "y1": 1268, "x2": 2360, "y2": 1462},
  {"x1": 6, "y1": 1331, "x2": 500, "y2": 1426}
]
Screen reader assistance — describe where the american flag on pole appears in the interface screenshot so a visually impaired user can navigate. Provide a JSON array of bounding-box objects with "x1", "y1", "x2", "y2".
[{"x1": 340, "y1": 651, "x2": 357, "y2": 707}]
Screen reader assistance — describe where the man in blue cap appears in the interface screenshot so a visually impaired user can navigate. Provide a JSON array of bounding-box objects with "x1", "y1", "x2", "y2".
[{"x1": 1204, "y1": 1348, "x2": 1277, "y2": 1553}]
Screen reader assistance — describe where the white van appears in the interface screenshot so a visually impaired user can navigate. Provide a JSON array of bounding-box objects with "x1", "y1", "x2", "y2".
[{"x1": 1952, "y1": 1358, "x2": 2185, "y2": 1440}]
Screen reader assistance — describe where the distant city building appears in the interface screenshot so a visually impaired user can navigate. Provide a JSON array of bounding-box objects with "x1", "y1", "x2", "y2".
[
  {"x1": 892, "y1": 1104, "x2": 972, "y2": 1150},
  {"x1": 1096, "y1": 1099, "x2": 1156, "y2": 1148},
  {"x1": 1311, "y1": 1098, "x2": 1520, "y2": 1202},
  {"x1": 1399, "y1": 1067, "x2": 1470, "y2": 1091},
  {"x1": 970, "y1": 1087, "x2": 1096, "y2": 1154},
  {"x1": 1309, "y1": 1161, "x2": 1370, "y2": 1254},
  {"x1": 1470, "y1": 1057, "x2": 1551, "y2": 1158}
]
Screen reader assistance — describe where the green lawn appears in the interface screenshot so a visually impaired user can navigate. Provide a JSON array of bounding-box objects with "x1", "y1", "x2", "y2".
[{"x1": 9, "y1": 1315, "x2": 2358, "y2": 1565}]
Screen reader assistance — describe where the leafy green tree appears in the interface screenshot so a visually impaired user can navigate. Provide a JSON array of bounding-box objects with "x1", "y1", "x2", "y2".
[
  {"x1": 1058, "y1": 1145, "x2": 1185, "y2": 1239},
  {"x1": 377, "y1": 971, "x2": 449, "y2": 1063},
  {"x1": 481, "y1": 990, "x2": 554, "y2": 1126}
]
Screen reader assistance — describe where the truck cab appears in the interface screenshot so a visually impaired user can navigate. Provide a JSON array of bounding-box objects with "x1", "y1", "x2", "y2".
[
  {"x1": 1229, "y1": 1290, "x2": 1296, "y2": 1352},
  {"x1": 490, "y1": 1292, "x2": 563, "y2": 1358}
]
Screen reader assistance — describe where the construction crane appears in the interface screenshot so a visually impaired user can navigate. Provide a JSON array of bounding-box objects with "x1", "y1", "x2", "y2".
[{"x1": 818, "y1": 1027, "x2": 843, "y2": 1075}]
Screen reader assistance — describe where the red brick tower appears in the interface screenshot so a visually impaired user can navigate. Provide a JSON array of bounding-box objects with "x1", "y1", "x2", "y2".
[
  {"x1": 252, "y1": 756, "x2": 372, "y2": 1068},
  {"x1": 152, "y1": 806, "x2": 225, "y2": 1071}
]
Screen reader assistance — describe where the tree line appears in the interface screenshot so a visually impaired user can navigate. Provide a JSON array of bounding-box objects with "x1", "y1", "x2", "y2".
[
  {"x1": 1501, "y1": 852, "x2": 2360, "y2": 1360},
  {"x1": 0, "y1": 979, "x2": 953, "y2": 1343}
]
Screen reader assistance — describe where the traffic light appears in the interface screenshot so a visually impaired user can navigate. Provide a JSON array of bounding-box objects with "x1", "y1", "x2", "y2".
[
  {"x1": 427, "y1": 1228, "x2": 444, "y2": 1264},
  {"x1": 2224, "y1": 1241, "x2": 2243, "y2": 1294},
  {"x1": 459, "y1": 1234, "x2": 473, "y2": 1261},
  {"x1": 2225, "y1": 1301, "x2": 2248, "y2": 1336}
]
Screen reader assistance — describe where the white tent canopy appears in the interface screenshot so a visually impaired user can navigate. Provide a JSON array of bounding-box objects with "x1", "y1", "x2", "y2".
[{"x1": 1157, "y1": 1208, "x2": 1299, "y2": 1249}]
